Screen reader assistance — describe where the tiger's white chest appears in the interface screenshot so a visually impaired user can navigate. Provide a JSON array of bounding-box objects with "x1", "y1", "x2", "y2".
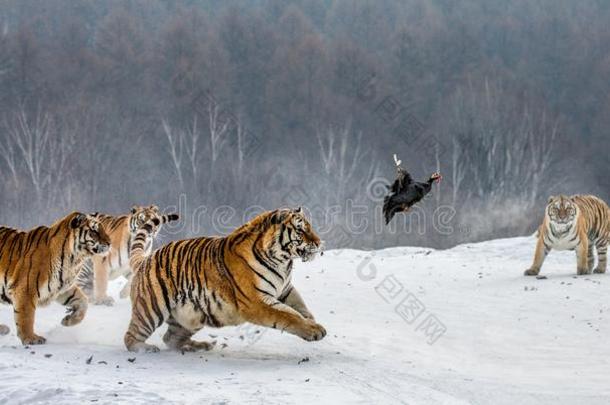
[
  {"x1": 546, "y1": 222, "x2": 579, "y2": 251},
  {"x1": 276, "y1": 264, "x2": 293, "y2": 297}
]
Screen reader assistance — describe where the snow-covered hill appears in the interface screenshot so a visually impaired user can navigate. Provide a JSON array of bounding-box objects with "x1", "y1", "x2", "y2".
[{"x1": 1, "y1": 236, "x2": 609, "y2": 404}]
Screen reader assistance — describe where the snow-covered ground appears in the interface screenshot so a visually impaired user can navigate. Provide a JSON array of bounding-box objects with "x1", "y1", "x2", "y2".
[{"x1": 1, "y1": 235, "x2": 609, "y2": 404}]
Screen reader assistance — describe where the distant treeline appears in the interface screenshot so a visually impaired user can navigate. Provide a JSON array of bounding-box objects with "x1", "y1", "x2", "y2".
[{"x1": 0, "y1": 0, "x2": 608, "y2": 249}]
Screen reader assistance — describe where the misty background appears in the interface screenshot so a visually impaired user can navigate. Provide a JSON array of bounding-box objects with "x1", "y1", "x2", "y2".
[{"x1": 0, "y1": 0, "x2": 608, "y2": 249}]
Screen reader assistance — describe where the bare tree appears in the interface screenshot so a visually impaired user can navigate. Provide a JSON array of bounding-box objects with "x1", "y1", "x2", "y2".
[
  {"x1": 450, "y1": 136, "x2": 468, "y2": 207},
  {"x1": 235, "y1": 119, "x2": 246, "y2": 177},
  {"x1": 162, "y1": 116, "x2": 203, "y2": 191},
  {"x1": 316, "y1": 121, "x2": 378, "y2": 206},
  {"x1": 163, "y1": 106, "x2": 232, "y2": 197},
  {"x1": 0, "y1": 125, "x2": 19, "y2": 187},
  {"x1": 1, "y1": 106, "x2": 76, "y2": 220},
  {"x1": 207, "y1": 102, "x2": 230, "y2": 166},
  {"x1": 444, "y1": 79, "x2": 560, "y2": 207}
]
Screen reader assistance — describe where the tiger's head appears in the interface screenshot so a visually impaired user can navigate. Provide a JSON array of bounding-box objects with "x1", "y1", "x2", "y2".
[
  {"x1": 546, "y1": 195, "x2": 578, "y2": 225},
  {"x1": 271, "y1": 207, "x2": 323, "y2": 262},
  {"x1": 129, "y1": 205, "x2": 180, "y2": 240},
  {"x1": 130, "y1": 205, "x2": 163, "y2": 237},
  {"x1": 70, "y1": 213, "x2": 111, "y2": 255}
]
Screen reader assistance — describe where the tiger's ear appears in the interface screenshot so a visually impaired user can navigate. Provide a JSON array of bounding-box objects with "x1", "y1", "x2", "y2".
[
  {"x1": 294, "y1": 206, "x2": 302, "y2": 214},
  {"x1": 131, "y1": 205, "x2": 139, "y2": 214},
  {"x1": 547, "y1": 195, "x2": 556, "y2": 204},
  {"x1": 70, "y1": 213, "x2": 86, "y2": 229},
  {"x1": 150, "y1": 205, "x2": 159, "y2": 211}
]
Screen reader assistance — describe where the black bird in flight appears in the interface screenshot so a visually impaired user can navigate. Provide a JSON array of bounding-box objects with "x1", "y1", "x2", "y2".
[{"x1": 383, "y1": 154, "x2": 442, "y2": 225}]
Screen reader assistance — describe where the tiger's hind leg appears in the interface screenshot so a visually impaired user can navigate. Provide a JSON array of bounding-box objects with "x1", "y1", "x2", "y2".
[
  {"x1": 124, "y1": 301, "x2": 165, "y2": 353},
  {"x1": 124, "y1": 333, "x2": 160, "y2": 353},
  {"x1": 594, "y1": 240, "x2": 607, "y2": 274},
  {"x1": 162, "y1": 315, "x2": 215, "y2": 352},
  {"x1": 124, "y1": 326, "x2": 161, "y2": 353}
]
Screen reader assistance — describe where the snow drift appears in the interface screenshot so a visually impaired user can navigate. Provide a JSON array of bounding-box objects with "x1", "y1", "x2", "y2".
[{"x1": 1, "y1": 236, "x2": 608, "y2": 404}]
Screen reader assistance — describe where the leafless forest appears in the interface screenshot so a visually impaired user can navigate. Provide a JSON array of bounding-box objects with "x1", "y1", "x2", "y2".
[{"x1": 0, "y1": 0, "x2": 608, "y2": 249}]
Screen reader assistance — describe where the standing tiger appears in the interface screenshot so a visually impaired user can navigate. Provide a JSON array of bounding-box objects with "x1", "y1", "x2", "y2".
[
  {"x1": 75, "y1": 206, "x2": 179, "y2": 306},
  {"x1": 525, "y1": 194, "x2": 609, "y2": 276},
  {"x1": 124, "y1": 207, "x2": 326, "y2": 353},
  {"x1": 0, "y1": 212, "x2": 110, "y2": 345}
]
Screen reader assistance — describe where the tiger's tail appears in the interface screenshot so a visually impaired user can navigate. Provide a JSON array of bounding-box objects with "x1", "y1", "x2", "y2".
[
  {"x1": 129, "y1": 213, "x2": 179, "y2": 271},
  {"x1": 129, "y1": 218, "x2": 159, "y2": 271},
  {"x1": 160, "y1": 213, "x2": 179, "y2": 225}
]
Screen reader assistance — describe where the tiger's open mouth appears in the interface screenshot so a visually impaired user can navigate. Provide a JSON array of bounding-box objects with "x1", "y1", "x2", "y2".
[
  {"x1": 297, "y1": 243, "x2": 323, "y2": 262},
  {"x1": 92, "y1": 244, "x2": 110, "y2": 255},
  {"x1": 551, "y1": 217, "x2": 574, "y2": 225}
]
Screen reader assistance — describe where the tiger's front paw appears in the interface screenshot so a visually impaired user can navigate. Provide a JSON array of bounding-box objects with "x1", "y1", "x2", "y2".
[
  {"x1": 180, "y1": 340, "x2": 216, "y2": 352},
  {"x1": 62, "y1": 307, "x2": 87, "y2": 326},
  {"x1": 577, "y1": 267, "x2": 592, "y2": 276},
  {"x1": 297, "y1": 320, "x2": 327, "y2": 342},
  {"x1": 93, "y1": 296, "x2": 115, "y2": 306},
  {"x1": 524, "y1": 268, "x2": 540, "y2": 276},
  {"x1": 20, "y1": 334, "x2": 46, "y2": 345},
  {"x1": 593, "y1": 267, "x2": 606, "y2": 274}
]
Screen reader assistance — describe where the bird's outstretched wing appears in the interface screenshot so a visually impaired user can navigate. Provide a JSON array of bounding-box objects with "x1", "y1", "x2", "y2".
[
  {"x1": 388, "y1": 167, "x2": 413, "y2": 193},
  {"x1": 383, "y1": 194, "x2": 400, "y2": 225}
]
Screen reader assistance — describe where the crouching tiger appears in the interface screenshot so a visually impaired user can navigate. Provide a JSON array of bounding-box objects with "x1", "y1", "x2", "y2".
[
  {"x1": 0, "y1": 212, "x2": 110, "y2": 345},
  {"x1": 76, "y1": 206, "x2": 179, "y2": 306},
  {"x1": 525, "y1": 194, "x2": 609, "y2": 276},
  {"x1": 124, "y1": 207, "x2": 326, "y2": 353}
]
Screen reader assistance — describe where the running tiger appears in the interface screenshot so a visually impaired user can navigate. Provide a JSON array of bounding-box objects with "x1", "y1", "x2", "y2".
[
  {"x1": 525, "y1": 195, "x2": 609, "y2": 276},
  {"x1": 76, "y1": 206, "x2": 179, "y2": 306},
  {"x1": 124, "y1": 207, "x2": 326, "y2": 353},
  {"x1": 0, "y1": 212, "x2": 110, "y2": 345}
]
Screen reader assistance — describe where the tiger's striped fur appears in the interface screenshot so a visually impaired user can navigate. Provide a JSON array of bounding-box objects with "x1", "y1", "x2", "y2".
[
  {"x1": 124, "y1": 207, "x2": 326, "y2": 353},
  {"x1": 76, "y1": 206, "x2": 179, "y2": 306},
  {"x1": 0, "y1": 212, "x2": 110, "y2": 345},
  {"x1": 525, "y1": 195, "x2": 610, "y2": 276}
]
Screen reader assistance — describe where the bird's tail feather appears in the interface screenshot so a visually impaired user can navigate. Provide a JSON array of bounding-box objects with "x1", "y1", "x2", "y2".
[{"x1": 382, "y1": 197, "x2": 394, "y2": 225}]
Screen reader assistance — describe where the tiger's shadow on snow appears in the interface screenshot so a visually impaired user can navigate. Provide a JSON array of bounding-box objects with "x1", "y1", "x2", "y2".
[{"x1": 149, "y1": 343, "x2": 357, "y2": 365}]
